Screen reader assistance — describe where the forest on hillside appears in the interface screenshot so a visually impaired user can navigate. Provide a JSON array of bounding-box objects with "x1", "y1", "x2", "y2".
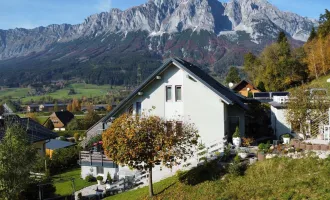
[{"x1": 242, "y1": 9, "x2": 330, "y2": 92}]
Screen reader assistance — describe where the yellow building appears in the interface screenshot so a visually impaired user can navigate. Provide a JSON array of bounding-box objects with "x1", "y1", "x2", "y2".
[{"x1": 232, "y1": 80, "x2": 261, "y2": 97}]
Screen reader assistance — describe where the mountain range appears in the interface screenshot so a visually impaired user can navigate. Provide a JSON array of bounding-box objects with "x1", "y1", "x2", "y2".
[{"x1": 0, "y1": 0, "x2": 317, "y2": 86}]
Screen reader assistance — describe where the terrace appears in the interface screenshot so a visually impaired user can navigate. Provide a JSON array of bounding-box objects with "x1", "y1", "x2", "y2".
[{"x1": 79, "y1": 151, "x2": 118, "y2": 168}]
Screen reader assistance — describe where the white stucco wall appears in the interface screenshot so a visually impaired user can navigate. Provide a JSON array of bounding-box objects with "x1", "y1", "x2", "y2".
[
  {"x1": 81, "y1": 166, "x2": 119, "y2": 181},
  {"x1": 271, "y1": 106, "x2": 291, "y2": 139},
  {"x1": 183, "y1": 72, "x2": 226, "y2": 144}
]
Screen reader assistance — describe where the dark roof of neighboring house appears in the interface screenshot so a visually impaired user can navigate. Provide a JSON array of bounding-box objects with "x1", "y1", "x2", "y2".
[
  {"x1": 0, "y1": 114, "x2": 57, "y2": 143},
  {"x1": 53, "y1": 111, "x2": 74, "y2": 126},
  {"x1": 42, "y1": 104, "x2": 67, "y2": 107},
  {"x1": 102, "y1": 57, "x2": 247, "y2": 123},
  {"x1": 46, "y1": 139, "x2": 76, "y2": 150},
  {"x1": 28, "y1": 104, "x2": 39, "y2": 108},
  {"x1": 232, "y1": 80, "x2": 259, "y2": 91}
]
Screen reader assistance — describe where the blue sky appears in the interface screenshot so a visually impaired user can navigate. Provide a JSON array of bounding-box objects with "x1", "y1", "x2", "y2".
[{"x1": 0, "y1": 0, "x2": 328, "y2": 30}]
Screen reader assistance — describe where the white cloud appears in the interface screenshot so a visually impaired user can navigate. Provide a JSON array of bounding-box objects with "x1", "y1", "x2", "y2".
[{"x1": 96, "y1": 0, "x2": 112, "y2": 12}]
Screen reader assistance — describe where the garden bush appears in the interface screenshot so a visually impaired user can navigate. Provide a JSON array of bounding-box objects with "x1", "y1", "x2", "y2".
[
  {"x1": 85, "y1": 174, "x2": 96, "y2": 182},
  {"x1": 48, "y1": 146, "x2": 81, "y2": 175}
]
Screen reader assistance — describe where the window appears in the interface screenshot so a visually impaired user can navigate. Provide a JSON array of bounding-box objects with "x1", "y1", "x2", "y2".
[
  {"x1": 166, "y1": 86, "x2": 172, "y2": 101},
  {"x1": 175, "y1": 86, "x2": 182, "y2": 101},
  {"x1": 136, "y1": 102, "x2": 141, "y2": 116},
  {"x1": 96, "y1": 166, "x2": 104, "y2": 174}
]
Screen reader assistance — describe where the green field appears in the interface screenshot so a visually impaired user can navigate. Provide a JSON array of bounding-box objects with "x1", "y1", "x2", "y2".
[
  {"x1": 53, "y1": 168, "x2": 95, "y2": 196},
  {"x1": 0, "y1": 83, "x2": 123, "y2": 103}
]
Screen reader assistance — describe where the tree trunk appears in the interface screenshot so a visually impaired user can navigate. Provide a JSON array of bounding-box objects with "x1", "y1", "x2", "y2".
[
  {"x1": 320, "y1": 40, "x2": 327, "y2": 75},
  {"x1": 148, "y1": 167, "x2": 154, "y2": 197},
  {"x1": 311, "y1": 50, "x2": 319, "y2": 79}
]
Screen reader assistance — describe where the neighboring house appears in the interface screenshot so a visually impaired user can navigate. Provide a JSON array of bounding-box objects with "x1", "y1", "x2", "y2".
[
  {"x1": 0, "y1": 114, "x2": 57, "y2": 156},
  {"x1": 270, "y1": 96, "x2": 292, "y2": 139},
  {"x1": 270, "y1": 94, "x2": 330, "y2": 140},
  {"x1": 27, "y1": 104, "x2": 67, "y2": 112},
  {"x1": 232, "y1": 80, "x2": 261, "y2": 97},
  {"x1": 46, "y1": 139, "x2": 76, "y2": 158},
  {"x1": 45, "y1": 111, "x2": 74, "y2": 131},
  {"x1": 81, "y1": 104, "x2": 107, "y2": 113},
  {"x1": 80, "y1": 58, "x2": 247, "y2": 181}
]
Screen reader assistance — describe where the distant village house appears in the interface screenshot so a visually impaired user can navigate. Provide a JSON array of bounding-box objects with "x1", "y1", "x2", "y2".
[
  {"x1": 232, "y1": 80, "x2": 261, "y2": 97},
  {"x1": 44, "y1": 111, "x2": 74, "y2": 131}
]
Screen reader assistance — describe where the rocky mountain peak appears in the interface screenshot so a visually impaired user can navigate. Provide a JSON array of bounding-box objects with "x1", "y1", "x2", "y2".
[{"x1": 0, "y1": 0, "x2": 318, "y2": 61}]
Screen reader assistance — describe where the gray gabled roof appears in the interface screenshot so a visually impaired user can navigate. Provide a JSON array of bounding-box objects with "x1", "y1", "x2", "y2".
[
  {"x1": 46, "y1": 139, "x2": 76, "y2": 150},
  {"x1": 102, "y1": 58, "x2": 247, "y2": 123},
  {"x1": 0, "y1": 114, "x2": 57, "y2": 143}
]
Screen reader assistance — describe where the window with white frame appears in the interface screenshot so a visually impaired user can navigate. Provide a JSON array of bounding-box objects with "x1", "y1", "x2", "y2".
[
  {"x1": 166, "y1": 86, "x2": 172, "y2": 101},
  {"x1": 175, "y1": 86, "x2": 182, "y2": 101}
]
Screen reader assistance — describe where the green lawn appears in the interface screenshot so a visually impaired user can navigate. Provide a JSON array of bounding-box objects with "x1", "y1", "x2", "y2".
[
  {"x1": 307, "y1": 74, "x2": 330, "y2": 90},
  {"x1": 105, "y1": 157, "x2": 330, "y2": 200},
  {"x1": 53, "y1": 168, "x2": 95, "y2": 196},
  {"x1": 289, "y1": 74, "x2": 330, "y2": 92},
  {"x1": 0, "y1": 87, "x2": 30, "y2": 100}
]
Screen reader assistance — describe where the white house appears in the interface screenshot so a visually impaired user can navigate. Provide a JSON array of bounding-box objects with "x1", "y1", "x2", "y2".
[{"x1": 80, "y1": 58, "x2": 247, "y2": 182}]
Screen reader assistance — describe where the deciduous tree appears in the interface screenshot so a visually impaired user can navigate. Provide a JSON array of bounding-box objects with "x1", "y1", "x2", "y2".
[
  {"x1": 225, "y1": 67, "x2": 241, "y2": 84},
  {"x1": 0, "y1": 125, "x2": 37, "y2": 200},
  {"x1": 102, "y1": 113, "x2": 199, "y2": 197}
]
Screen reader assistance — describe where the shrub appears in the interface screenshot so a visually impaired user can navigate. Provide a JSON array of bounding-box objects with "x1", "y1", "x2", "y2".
[
  {"x1": 67, "y1": 118, "x2": 82, "y2": 131},
  {"x1": 107, "y1": 172, "x2": 112, "y2": 183},
  {"x1": 74, "y1": 132, "x2": 80, "y2": 142},
  {"x1": 221, "y1": 144, "x2": 231, "y2": 162},
  {"x1": 77, "y1": 192, "x2": 82, "y2": 200},
  {"x1": 85, "y1": 174, "x2": 96, "y2": 182},
  {"x1": 48, "y1": 146, "x2": 80, "y2": 175},
  {"x1": 96, "y1": 176, "x2": 103, "y2": 181},
  {"x1": 283, "y1": 134, "x2": 291, "y2": 138},
  {"x1": 242, "y1": 137, "x2": 254, "y2": 147},
  {"x1": 258, "y1": 141, "x2": 271, "y2": 153},
  {"x1": 232, "y1": 126, "x2": 240, "y2": 138},
  {"x1": 228, "y1": 155, "x2": 243, "y2": 176}
]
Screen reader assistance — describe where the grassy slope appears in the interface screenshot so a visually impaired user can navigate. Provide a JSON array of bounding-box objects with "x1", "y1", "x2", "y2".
[
  {"x1": 106, "y1": 157, "x2": 330, "y2": 200},
  {"x1": 307, "y1": 74, "x2": 330, "y2": 90},
  {"x1": 53, "y1": 168, "x2": 95, "y2": 196},
  {"x1": 0, "y1": 83, "x2": 122, "y2": 103},
  {"x1": 289, "y1": 74, "x2": 330, "y2": 92}
]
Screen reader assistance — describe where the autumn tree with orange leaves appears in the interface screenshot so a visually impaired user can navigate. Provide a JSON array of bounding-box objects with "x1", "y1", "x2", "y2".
[{"x1": 102, "y1": 113, "x2": 199, "y2": 197}]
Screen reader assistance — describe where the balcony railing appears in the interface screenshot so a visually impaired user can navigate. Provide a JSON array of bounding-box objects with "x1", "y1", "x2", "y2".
[{"x1": 79, "y1": 151, "x2": 118, "y2": 168}]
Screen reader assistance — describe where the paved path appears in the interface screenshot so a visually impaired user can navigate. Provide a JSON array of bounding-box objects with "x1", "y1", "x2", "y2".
[{"x1": 75, "y1": 184, "x2": 107, "y2": 199}]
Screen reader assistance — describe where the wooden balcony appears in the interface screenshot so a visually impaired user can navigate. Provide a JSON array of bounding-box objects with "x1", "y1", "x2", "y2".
[{"x1": 79, "y1": 151, "x2": 118, "y2": 168}]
